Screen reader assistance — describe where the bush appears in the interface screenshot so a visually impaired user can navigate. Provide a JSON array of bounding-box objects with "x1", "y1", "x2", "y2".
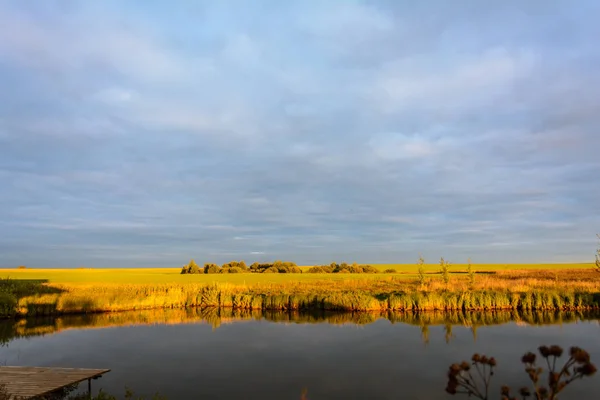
[
  {"x1": 307, "y1": 266, "x2": 325, "y2": 273},
  {"x1": 361, "y1": 265, "x2": 379, "y2": 274},
  {"x1": 384, "y1": 268, "x2": 397, "y2": 273},
  {"x1": 204, "y1": 263, "x2": 221, "y2": 274},
  {"x1": 180, "y1": 259, "x2": 201, "y2": 274}
]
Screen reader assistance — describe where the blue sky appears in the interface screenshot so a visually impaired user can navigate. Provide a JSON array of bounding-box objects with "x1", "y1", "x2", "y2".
[{"x1": 1, "y1": 1, "x2": 599, "y2": 268}]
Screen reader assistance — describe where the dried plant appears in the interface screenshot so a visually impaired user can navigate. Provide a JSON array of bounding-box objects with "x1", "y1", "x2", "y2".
[
  {"x1": 417, "y1": 255, "x2": 426, "y2": 288},
  {"x1": 440, "y1": 257, "x2": 451, "y2": 286},
  {"x1": 467, "y1": 258, "x2": 475, "y2": 290},
  {"x1": 446, "y1": 345, "x2": 596, "y2": 399}
]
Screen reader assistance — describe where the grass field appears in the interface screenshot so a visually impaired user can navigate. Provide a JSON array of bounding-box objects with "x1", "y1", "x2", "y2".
[
  {"x1": 0, "y1": 263, "x2": 598, "y2": 317},
  {"x1": 0, "y1": 263, "x2": 594, "y2": 284}
]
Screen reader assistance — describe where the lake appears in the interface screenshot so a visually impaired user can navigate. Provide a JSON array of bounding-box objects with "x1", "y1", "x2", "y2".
[{"x1": 1, "y1": 309, "x2": 599, "y2": 399}]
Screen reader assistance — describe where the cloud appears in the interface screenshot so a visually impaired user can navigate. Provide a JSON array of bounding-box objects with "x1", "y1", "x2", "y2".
[{"x1": 0, "y1": 0, "x2": 599, "y2": 267}]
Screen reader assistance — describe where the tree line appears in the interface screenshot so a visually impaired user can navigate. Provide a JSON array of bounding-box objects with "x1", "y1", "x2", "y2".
[
  {"x1": 180, "y1": 260, "x2": 380, "y2": 274},
  {"x1": 181, "y1": 260, "x2": 303, "y2": 274}
]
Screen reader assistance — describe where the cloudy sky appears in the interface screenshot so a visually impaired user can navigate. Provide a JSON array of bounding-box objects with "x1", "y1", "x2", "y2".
[{"x1": 1, "y1": 1, "x2": 599, "y2": 268}]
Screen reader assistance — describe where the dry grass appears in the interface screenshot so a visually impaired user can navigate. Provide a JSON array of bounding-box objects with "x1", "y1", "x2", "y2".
[{"x1": 1, "y1": 268, "x2": 599, "y2": 317}]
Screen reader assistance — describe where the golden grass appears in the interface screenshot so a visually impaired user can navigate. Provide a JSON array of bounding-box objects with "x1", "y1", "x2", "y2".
[
  {"x1": 1, "y1": 268, "x2": 599, "y2": 317},
  {"x1": 0, "y1": 263, "x2": 595, "y2": 284}
]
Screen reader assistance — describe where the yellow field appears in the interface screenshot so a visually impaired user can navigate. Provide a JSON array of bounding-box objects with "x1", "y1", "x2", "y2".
[
  {"x1": 0, "y1": 263, "x2": 593, "y2": 285},
  {"x1": 1, "y1": 264, "x2": 598, "y2": 318}
]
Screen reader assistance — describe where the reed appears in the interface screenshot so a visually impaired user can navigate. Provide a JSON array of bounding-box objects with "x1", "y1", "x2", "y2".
[{"x1": 1, "y1": 269, "x2": 599, "y2": 317}]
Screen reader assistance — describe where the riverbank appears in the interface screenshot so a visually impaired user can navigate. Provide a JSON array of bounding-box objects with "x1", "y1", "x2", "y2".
[{"x1": 1, "y1": 268, "x2": 599, "y2": 317}]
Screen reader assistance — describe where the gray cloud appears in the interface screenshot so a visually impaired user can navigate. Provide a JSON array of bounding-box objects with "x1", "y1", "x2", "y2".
[{"x1": 0, "y1": 1, "x2": 599, "y2": 267}]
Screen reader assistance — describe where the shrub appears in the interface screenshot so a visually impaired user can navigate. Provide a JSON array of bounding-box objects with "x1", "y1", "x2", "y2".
[
  {"x1": 307, "y1": 266, "x2": 325, "y2": 273},
  {"x1": 467, "y1": 258, "x2": 475, "y2": 289},
  {"x1": 17, "y1": 265, "x2": 26, "y2": 270},
  {"x1": 417, "y1": 255, "x2": 426, "y2": 287},
  {"x1": 180, "y1": 259, "x2": 201, "y2": 274},
  {"x1": 203, "y1": 263, "x2": 221, "y2": 274},
  {"x1": 361, "y1": 265, "x2": 379, "y2": 273},
  {"x1": 383, "y1": 268, "x2": 397, "y2": 273},
  {"x1": 440, "y1": 257, "x2": 450, "y2": 286}
]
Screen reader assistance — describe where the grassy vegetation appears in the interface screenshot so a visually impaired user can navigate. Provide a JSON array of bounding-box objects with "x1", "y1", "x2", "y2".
[
  {"x1": 0, "y1": 264, "x2": 599, "y2": 318},
  {"x1": 0, "y1": 263, "x2": 595, "y2": 283}
]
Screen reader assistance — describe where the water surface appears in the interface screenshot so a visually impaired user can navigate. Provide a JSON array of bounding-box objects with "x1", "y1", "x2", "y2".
[{"x1": 1, "y1": 310, "x2": 599, "y2": 399}]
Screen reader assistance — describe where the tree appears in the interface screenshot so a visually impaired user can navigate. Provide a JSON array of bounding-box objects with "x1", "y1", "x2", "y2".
[
  {"x1": 204, "y1": 263, "x2": 220, "y2": 274},
  {"x1": 467, "y1": 258, "x2": 475, "y2": 289},
  {"x1": 186, "y1": 259, "x2": 201, "y2": 274},
  {"x1": 417, "y1": 255, "x2": 426, "y2": 288},
  {"x1": 440, "y1": 257, "x2": 450, "y2": 286}
]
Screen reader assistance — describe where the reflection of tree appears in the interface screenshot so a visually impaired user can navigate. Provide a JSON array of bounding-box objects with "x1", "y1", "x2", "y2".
[
  {"x1": 444, "y1": 323, "x2": 454, "y2": 344},
  {"x1": 420, "y1": 323, "x2": 430, "y2": 345},
  {"x1": 1, "y1": 309, "x2": 599, "y2": 346}
]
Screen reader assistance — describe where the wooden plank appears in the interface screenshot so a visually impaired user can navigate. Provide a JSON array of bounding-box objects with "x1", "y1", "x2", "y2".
[{"x1": 0, "y1": 366, "x2": 110, "y2": 399}]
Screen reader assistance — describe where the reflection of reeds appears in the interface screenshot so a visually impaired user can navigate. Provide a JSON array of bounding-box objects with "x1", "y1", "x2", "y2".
[{"x1": 2, "y1": 308, "x2": 599, "y2": 346}]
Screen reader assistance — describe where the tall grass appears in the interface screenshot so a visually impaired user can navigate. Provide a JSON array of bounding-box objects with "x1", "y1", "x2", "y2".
[{"x1": 1, "y1": 269, "x2": 599, "y2": 317}]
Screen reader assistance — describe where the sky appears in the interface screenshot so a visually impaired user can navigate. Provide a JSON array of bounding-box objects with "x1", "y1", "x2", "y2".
[{"x1": 1, "y1": 0, "x2": 599, "y2": 268}]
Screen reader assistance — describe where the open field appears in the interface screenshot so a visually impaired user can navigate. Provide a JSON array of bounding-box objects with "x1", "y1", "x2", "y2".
[
  {"x1": 0, "y1": 263, "x2": 594, "y2": 284},
  {"x1": 0, "y1": 264, "x2": 599, "y2": 317}
]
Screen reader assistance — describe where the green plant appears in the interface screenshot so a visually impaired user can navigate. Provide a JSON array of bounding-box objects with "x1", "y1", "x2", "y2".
[
  {"x1": 467, "y1": 258, "x2": 475, "y2": 289},
  {"x1": 441, "y1": 257, "x2": 450, "y2": 286},
  {"x1": 446, "y1": 345, "x2": 596, "y2": 399},
  {"x1": 180, "y1": 260, "x2": 200, "y2": 274},
  {"x1": 417, "y1": 255, "x2": 426, "y2": 288}
]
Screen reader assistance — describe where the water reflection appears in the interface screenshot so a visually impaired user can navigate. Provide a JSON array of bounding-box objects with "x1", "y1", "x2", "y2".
[
  {"x1": 2, "y1": 308, "x2": 599, "y2": 346},
  {"x1": 1, "y1": 309, "x2": 599, "y2": 399}
]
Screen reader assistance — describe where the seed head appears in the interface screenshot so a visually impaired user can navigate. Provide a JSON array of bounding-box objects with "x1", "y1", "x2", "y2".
[
  {"x1": 570, "y1": 347, "x2": 590, "y2": 364},
  {"x1": 522, "y1": 352, "x2": 536, "y2": 364},
  {"x1": 549, "y1": 345, "x2": 563, "y2": 357},
  {"x1": 539, "y1": 346, "x2": 551, "y2": 358},
  {"x1": 576, "y1": 363, "x2": 597, "y2": 376}
]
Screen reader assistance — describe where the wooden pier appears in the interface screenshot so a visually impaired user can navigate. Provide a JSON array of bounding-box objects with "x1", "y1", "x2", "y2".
[{"x1": 0, "y1": 366, "x2": 110, "y2": 399}]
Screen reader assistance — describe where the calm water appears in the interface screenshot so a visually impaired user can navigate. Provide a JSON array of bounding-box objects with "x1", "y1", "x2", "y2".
[{"x1": 1, "y1": 310, "x2": 599, "y2": 399}]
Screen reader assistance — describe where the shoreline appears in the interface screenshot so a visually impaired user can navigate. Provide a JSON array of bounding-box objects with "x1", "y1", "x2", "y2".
[{"x1": 2, "y1": 287, "x2": 599, "y2": 318}]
